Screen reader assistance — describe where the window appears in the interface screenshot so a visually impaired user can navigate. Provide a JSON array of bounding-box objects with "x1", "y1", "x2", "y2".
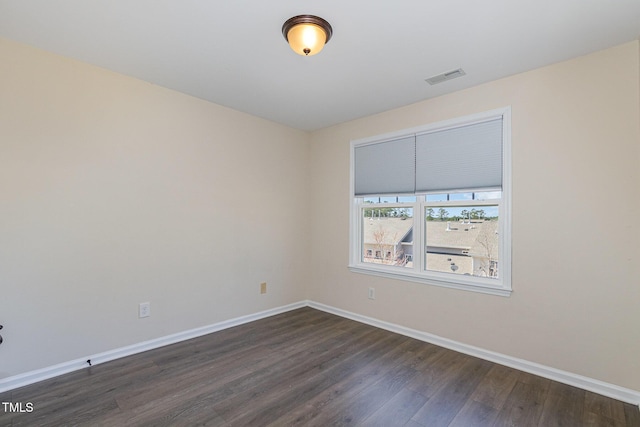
[
  {"x1": 362, "y1": 206, "x2": 414, "y2": 268},
  {"x1": 349, "y1": 108, "x2": 511, "y2": 296}
]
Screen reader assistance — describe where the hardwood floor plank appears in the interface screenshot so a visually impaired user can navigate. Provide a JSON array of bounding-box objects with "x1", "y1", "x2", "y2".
[
  {"x1": 410, "y1": 357, "x2": 494, "y2": 427},
  {"x1": 583, "y1": 411, "x2": 623, "y2": 427},
  {"x1": 470, "y1": 363, "x2": 520, "y2": 410},
  {"x1": 312, "y1": 363, "x2": 417, "y2": 426},
  {"x1": 265, "y1": 332, "x2": 412, "y2": 426},
  {"x1": 13, "y1": 359, "x2": 160, "y2": 413},
  {"x1": 358, "y1": 388, "x2": 427, "y2": 427},
  {"x1": 623, "y1": 403, "x2": 640, "y2": 426},
  {"x1": 212, "y1": 329, "x2": 382, "y2": 420},
  {"x1": 538, "y1": 381, "x2": 585, "y2": 426},
  {"x1": 11, "y1": 396, "x2": 122, "y2": 427},
  {"x1": 1, "y1": 307, "x2": 637, "y2": 427},
  {"x1": 447, "y1": 363, "x2": 520, "y2": 427},
  {"x1": 492, "y1": 372, "x2": 550, "y2": 427},
  {"x1": 117, "y1": 312, "x2": 350, "y2": 414},
  {"x1": 227, "y1": 329, "x2": 408, "y2": 426},
  {"x1": 118, "y1": 331, "x2": 352, "y2": 424},
  {"x1": 112, "y1": 392, "x2": 228, "y2": 427},
  {"x1": 584, "y1": 390, "x2": 627, "y2": 424},
  {"x1": 448, "y1": 400, "x2": 498, "y2": 427},
  {"x1": 405, "y1": 349, "x2": 467, "y2": 398}
]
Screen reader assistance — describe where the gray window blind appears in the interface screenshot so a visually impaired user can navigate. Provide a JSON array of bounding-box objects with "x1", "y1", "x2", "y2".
[
  {"x1": 354, "y1": 136, "x2": 415, "y2": 196},
  {"x1": 354, "y1": 116, "x2": 503, "y2": 196},
  {"x1": 415, "y1": 118, "x2": 503, "y2": 193}
]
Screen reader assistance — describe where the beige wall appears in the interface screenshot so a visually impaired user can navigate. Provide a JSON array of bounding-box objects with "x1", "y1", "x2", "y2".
[
  {"x1": 309, "y1": 41, "x2": 640, "y2": 391},
  {"x1": 0, "y1": 38, "x2": 310, "y2": 378},
  {"x1": 2, "y1": 35, "x2": 639, "y2": 394}
]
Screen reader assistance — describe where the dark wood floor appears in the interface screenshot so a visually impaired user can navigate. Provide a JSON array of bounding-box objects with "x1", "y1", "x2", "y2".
[{"x1": 1, "y1": 308, "x2": 638, "y2": 426}]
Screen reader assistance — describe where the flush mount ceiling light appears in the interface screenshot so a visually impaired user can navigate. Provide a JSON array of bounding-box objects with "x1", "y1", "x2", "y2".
[{"x1": 282, "y1": 15, "x2": 333, "y2": 56}]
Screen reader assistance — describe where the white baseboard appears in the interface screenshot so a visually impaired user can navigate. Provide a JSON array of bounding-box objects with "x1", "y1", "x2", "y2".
[
  {"x1": 0, "y1": 301, "x2": 306, "y2": 393},
  {"x1": 307, "y1": 301, "x2": 640, "y2": 406},
  {"x1": 2, "y1": 299, "x2": 639, "y2": 408}
]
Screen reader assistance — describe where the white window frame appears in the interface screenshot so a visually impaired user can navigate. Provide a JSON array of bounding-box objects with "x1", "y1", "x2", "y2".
[{"x1": 349, "y1": 107, "x2": 512, "y2": 296}]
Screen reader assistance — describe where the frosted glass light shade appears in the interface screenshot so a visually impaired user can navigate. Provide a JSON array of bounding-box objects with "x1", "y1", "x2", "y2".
[
  {"x1": 287, "y1": 23, "x2": 326, "y2": 56},
  {"x1": 282, "y1": 15, "x2": 333, "y2": 56}
]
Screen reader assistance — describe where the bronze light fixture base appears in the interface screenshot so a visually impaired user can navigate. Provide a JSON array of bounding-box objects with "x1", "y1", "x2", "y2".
[{"x1": 282, "y1": 15, "x2": 333, "y2": 56}]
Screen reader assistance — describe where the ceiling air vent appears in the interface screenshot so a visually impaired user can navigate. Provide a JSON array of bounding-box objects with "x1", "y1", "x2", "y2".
[{"x1": 425, "y1": 68, "x2": 466, "y2": 85}]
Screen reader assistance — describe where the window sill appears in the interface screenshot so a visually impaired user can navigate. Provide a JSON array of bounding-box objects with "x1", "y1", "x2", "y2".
[{"x1": 348, "y1": 264, "x2": 512, "y2": 297}]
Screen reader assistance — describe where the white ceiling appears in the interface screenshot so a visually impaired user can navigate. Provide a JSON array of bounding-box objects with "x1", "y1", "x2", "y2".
[{"x1": 1, "y1": 1, "x2": 639, "y2": 131}]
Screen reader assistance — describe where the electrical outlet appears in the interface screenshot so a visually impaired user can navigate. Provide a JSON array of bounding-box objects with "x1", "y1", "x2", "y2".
[
  {"x1": 139, "y1": 302, "x2": 151, "y2": 318},
  {"x1": 368, "y1": 287, "x2": 375, "y2": 300},
  {"x1": 260, "y1": 282, "x2": 267, "y2": 294}
]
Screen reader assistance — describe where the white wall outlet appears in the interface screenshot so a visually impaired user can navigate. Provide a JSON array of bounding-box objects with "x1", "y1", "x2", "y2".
[
  {"x1": 139, "y1": 302, "x2": 151, "y2": 318},
  {"x1": 368, "y1": 287, "x2": 375, "y2": 300}
]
